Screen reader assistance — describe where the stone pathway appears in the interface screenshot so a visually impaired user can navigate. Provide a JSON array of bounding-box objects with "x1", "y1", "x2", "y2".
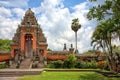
[
  {"x1": 0, "y1": 69, "x2": 43, "y2": 80},
  {"x1": 0, "y1": 77, "x2": 19, "y2": 80}
]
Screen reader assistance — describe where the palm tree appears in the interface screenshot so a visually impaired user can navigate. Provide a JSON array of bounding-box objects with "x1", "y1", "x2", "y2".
[{"x1": 71, "y1": 18, "x2": 81, "y2": 54}]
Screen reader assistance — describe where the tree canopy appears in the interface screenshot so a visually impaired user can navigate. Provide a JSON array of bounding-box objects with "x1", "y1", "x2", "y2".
[
  {"x1": 71, "y1": 18, "x2": 81, "y2": 32},
  {"x1": 0, "y1": 39, "x2": 11, "y2": 52},
  {"x1": 87, "y1": 0, "x2": 120, "y2": 71}
]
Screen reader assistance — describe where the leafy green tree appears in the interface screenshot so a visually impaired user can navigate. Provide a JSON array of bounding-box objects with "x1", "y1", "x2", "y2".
[
  {"x1": 47, "y1": 48, "x2": 52, "y2": 51},
  {"x1": 87, "y1": 0, "x2": 120, "y2": 71},
  {"x1": 0, "y1": 39, "x2": 11, "y2": 52}
]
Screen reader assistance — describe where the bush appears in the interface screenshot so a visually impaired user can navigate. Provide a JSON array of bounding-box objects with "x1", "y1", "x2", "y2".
[
  {"x1": 45, "y1": 63, "x2": 54, "y2": 68},
  {"x1": 46, "y1": 54, "x2": 108, "y2": 70},
  {"x1": 75, "y1": 61, "x2": 97, "y2": 69},
  {"x1": 46, "y1": 60, "x2": 63, "y2": 68},
  {"x1": 0, "y1": 63, "x2": 8, "y2": 69},
  {"x1": 53, "y1": 60, "x2": 63, "y2": 68},
  {"x1": 75, "y1": 61, "x2": 82, "y2": 68},
  {"x1": 88, "y1": 61, "x2": 97, "y2": 69},
  {"x1": 63, "y1": 54, "x2": 77, "y2": 68},
  {"x1": 96, "y1": 61, "x2": 107, "y2": 69}
]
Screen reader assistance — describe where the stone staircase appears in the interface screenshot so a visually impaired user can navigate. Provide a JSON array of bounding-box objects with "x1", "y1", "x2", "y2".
[
  {"x1": 0, "y1": 69, "x2": 43, "y2": 77},
  {"x1": 9, "y1": 63, "x2": 17, "y2": 69},
  {"x1": 19, "y1": 58, "x2": 32, "y2": 69}
]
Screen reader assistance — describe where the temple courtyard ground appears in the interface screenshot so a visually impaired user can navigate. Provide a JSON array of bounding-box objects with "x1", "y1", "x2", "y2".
[
  {"x1": 0, "y1": 69, "x2": 43, "y2": 80},
  {"x1": 0, "y1": 77, "x2": 19, "y2": 80},
  {"x1": 0, "y1": 69, "x2": 120, "y2": 80}
]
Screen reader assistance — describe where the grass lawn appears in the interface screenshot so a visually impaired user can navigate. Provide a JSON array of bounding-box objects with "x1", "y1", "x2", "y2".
[
  {"x1": 18, "y1": 72, "x2": 120, "y2": 80},
  {"x1": 44, "y1": 68, "x2": 100, "y2": 70}
]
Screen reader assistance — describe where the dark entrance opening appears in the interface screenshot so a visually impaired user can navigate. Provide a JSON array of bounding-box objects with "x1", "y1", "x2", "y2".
[{"x1": 25, "y1": 34, "x2": 33, "y2": 58}]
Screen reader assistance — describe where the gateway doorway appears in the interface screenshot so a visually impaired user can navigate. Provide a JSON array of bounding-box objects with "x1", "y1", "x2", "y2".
[{"x1": 25, "y1": 34, "x2": 33, "y2": 58}]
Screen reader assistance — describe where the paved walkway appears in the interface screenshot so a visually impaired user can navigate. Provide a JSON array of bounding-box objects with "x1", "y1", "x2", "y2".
[
  {"x1": 0, "y1": 69, "x2": 43, "y2": 80},
  {"x1": 0, "y1": 77, "x2": 19, "y2": 80},
  {"x1": 0, "y1": 68, "x2": 43, "y2": 71}
]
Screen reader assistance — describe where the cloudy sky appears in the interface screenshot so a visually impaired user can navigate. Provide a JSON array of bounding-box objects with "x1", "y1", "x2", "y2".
[{"x1": 0, "y1": 0, "x2": 100, "y2": 53}]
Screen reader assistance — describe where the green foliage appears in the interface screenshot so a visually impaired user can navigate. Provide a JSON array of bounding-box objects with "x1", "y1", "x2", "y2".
[
  {"x1": 0, "y1": 39, "x2": 11, "y2": 51},
  {"x1": 0, "y1": 63, "x2": 8, "y2": 69},
  {"x1": 63, "y1": 54, "x2": 77, "y2": 68},
  {"x1": 87, "y1": 0, "x2": 120, "y2": 21},
  {"x1": 83, "y1": 50, "x2": 96, "y2": 54},
  {"x1": 71, "y1": 18, "x2": 81, "y2": 32},
  {"x1": 113, "y1": 45, "x2": 120, "y2": 54},
  {"x1": 46, "y1": 54, "x2": 108, "y2": 69},
  {"x1": 87, "y1": 0, "x2": 120, "y2": 71},
  {"x1": 75, "y1": 61, "x2": 97, "y2": 69},
  {"x1": 46, "y1": 54, "x2": 77, "y2": 69},
  {"x1": 53, "y1": 60, "x2": 63, "y2": 68},
  {"x1": 45, "y1": 63, "x2": 55, "y2": 68},
  {"x1": 47, "y1": 48, "x2": 52, "y2": 51},
  {"x1": 46, "y1": 60, "x2": 63, "y2": 68}
]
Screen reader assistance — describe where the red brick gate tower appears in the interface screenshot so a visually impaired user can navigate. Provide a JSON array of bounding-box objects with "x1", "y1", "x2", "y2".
[{"x1": 11, "y1": 8, "x2": 48, "y2": 60}]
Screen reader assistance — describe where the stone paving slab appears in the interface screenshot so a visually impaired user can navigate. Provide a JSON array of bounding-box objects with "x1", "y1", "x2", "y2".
[
  {"x1": 0, "y1": 69, "x2": 43, "y2": 79},
  {"x1": 0, "y1": 69, "x2": 43, "y2": 71},
  {"x1": 0, "y1": 77, "x2": 19, "y2": 80}
]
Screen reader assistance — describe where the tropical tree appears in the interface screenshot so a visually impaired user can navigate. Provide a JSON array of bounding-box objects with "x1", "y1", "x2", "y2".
[
  {"x1": 91, "y1": 20, "x2": 115, "y2": 70},
  {"x1": 87, "y1": 0, "x2": 120, "y2": 39},
  {"x1": 71, "y1": 18, "x2": 81, "y2": 54},
  {"x1": 87, "y1": 0, "x2": 120, "y2": 71},
  {"x1": 0, "y1": 39, "x2": 11, "y2": 52}
]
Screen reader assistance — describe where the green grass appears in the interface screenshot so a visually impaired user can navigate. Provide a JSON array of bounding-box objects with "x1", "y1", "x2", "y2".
[
  {"x1": 44, "y1": 68, "x2": 100, "y2": 70},
  {"x1": 18, "y1": 72, "x2": 120, "y2": 80}
]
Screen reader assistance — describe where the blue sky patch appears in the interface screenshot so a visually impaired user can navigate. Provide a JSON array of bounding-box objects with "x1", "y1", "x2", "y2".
[{"x1": 28, "y1": 0, "x2": 43, "y2": 8}]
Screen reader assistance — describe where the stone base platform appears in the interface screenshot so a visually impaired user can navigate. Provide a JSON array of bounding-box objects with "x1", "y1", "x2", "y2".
[{"x1": 0, "y1": 69, "x2": 43, "y2": 77}]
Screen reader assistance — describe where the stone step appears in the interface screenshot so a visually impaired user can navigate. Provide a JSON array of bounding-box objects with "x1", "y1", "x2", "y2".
[
  {"x1": 0, "y1": 69, "x2": 43, "y2": 77},
  {"x1": 19, "y1": 58, "x2": 32, "y2": 69},
  {"x1": 9, "y1": 63, "x2": 17, "y2": 69}
]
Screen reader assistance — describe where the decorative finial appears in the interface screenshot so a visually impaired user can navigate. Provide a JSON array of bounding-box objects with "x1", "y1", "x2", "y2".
[
  {"x1": 63, "y1": 43, "x2": 67, "y2": 51},
  {"x1": 29, "y1": 8, "x2": 31, "y2": 10},
  {"x1": 71, "y1": 44, "x2": 73, "y2": 48}
]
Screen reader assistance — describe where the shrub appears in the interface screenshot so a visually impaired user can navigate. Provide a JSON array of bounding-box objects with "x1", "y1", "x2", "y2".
[
  {"x1": 75, "y1": 61, "x2": 81, "y2": 68},
  {"x1": 45, "y1": 60, "x2": 63, "y2": 68},
  {"x1": 45, "y1": 63, "x2": 54, "y2": 68},
  {"x1": 97, "y1": 60, "x2": 107, "y2": 69},
  {"x1": 63, "y1": 54, "x2": 77, "y2": 68},
  {"x1": 75, "y1": 61, "x2": 97, "y2": 69},
  {"x1": 88, "y1": 61, "x2": 97, "y2": 69},
  {"x1": 53, "y1": 60, "x2": 63, "y2": 68},
  {"x1": 0, "y1": 63, "x2": 8, "y2": 69}
]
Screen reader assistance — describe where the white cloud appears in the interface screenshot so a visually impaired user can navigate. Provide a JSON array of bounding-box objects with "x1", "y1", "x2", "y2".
[
  {"x1": 0, "y1": 7, "x2": 12, "y2": 17},
  {"x1": 0, "y1": 7, "x2": 24, "y2": 39},
  {"x1": 0, "y1": 0, "x2": 29, "y2": 8},
  {"x1": 32, "y1": 0, "x2": 96, "y2": 53},
  {"x1": 0, "y1": 0, "x2": 97, "y2": 53},
  {"x1": 12, "y1": 8, "x2": 25, "y2": 18}
]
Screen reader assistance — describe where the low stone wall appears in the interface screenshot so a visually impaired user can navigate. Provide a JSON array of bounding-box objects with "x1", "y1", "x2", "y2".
[
  {"x1": 47, "y1": 54, "x2": 68, "y2": 61},
  {"x1": 0, "y1": 52, "x2": 10, "y2": 62}
]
